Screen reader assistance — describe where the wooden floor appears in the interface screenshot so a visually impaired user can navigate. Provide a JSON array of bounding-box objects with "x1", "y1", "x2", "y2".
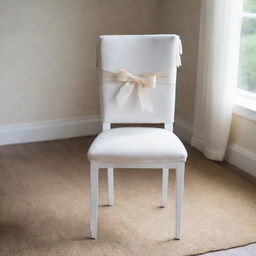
[
  {"x1": 201, "y1": 243, "x2": 256, "y2": 256},
  {"x1": 0, "y1": 136, "x2": 255, "y2": 256}
]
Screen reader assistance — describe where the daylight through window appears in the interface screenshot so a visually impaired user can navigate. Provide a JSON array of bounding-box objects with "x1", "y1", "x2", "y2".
[{"x1": 238, "y1": 0, "x2": 256, "y2": 94}]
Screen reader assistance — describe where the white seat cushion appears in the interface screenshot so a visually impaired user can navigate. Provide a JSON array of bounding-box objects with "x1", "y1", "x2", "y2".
[{"x1": 88, "y1": 127, "x2": 187, "y2": 163}]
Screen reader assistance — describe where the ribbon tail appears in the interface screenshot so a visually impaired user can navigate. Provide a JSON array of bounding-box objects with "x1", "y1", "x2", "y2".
[
  {"x1": 176, "y1": 36, "x2": 182, "y2": 67},
  {"x1": 116, "y1": 82, "x2": 135, "y2": 107},
  {"x1": 137, "y1": 87, "x2": 154, "y2": 113}
]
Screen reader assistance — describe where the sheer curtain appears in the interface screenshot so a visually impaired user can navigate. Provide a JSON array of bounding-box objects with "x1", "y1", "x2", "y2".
[{"x1": 191, "y1": 0, "x2": 243, "y2": 161}]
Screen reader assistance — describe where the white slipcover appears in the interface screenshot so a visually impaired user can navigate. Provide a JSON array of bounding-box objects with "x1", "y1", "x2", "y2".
[{"x1": 98, "y1": 34, "x2": 179, "y2": 123}]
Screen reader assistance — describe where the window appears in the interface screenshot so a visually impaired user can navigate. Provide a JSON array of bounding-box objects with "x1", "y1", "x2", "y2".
[
  {"x1": 234, "y1": 0, "x2": 256, "y2": 121},
  {"x1": 238, "y1": 0, "x2": 256, "y2": 94}
]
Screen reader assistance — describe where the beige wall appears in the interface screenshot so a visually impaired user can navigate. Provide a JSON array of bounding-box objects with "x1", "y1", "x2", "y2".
[
  {"x1": 1, "y1": 0, "x2": 255, "y2": 155},
  {"x1": 0, "y1": 0, "x2": 200, "y2": 126},
  {"x1": 0, "y1": 0, "x2": 160, "y2": 125},
  {"x1": 230, "y1": 114, "x2": 256, "y2": 153},
  {"x1": 159, "y1": 0, "x2": 201, "y2": 123}
]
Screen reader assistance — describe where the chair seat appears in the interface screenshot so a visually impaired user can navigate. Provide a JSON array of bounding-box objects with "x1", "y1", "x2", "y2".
[{"x1": 88, "y1": 127, "x2": 187, "y2": 163}]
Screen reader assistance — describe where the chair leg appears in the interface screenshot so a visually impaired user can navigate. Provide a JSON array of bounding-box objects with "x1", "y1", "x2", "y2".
[
  {"x1": 107, "y1": 168, "x2": 114, "y2": 206},
  {"x1": 175, "y1": 162, "x2": 185, "y2": 240},
  {"x1": 161, "y1": 168, "x2": 169, "y2": 207},
  {"x1": 90, "y1": 162, "x2": 99, "y2": 239}
]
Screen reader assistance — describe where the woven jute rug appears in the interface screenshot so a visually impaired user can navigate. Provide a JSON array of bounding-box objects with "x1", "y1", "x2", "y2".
[{"x1": 0, "y1": 137, "x2": 255, "y2": 256}]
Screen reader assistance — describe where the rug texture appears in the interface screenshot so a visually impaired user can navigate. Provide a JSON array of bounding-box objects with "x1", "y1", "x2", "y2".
[{"x1": 0, "y1": 137, "x2": 255, "y2": 256}]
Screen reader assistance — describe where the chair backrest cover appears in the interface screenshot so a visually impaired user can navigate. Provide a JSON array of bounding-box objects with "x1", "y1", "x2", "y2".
[{"x1": 98, "y1": 34, "x2": 180, "y2": 124}]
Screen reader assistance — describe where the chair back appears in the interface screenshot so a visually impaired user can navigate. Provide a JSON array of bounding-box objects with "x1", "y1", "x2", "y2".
[{"x1": 98, "y1": 34, "x2": 181, "y2": 124}]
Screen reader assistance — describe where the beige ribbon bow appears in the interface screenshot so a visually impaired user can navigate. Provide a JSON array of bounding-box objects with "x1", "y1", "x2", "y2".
[
  {"x1": 101, "y1": 69, "x2": 174, "y2": 113},
  {"x1": 115, "y1": 69, "x2": 156, "y2": 113}
]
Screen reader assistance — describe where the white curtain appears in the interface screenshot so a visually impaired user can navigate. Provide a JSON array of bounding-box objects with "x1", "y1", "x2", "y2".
[{"x1": 191, "y1": 0, "x2": 243, "y2": 161}]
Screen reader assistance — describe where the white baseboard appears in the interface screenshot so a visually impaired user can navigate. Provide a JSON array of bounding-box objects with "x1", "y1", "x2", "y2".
[
  {"x1": 226, "y1": 143, "x2": 256, "y2": 178},
  {"x1": 174, "y1": 117, "x2": 193, "y2": 144},
  {"x1": 0, "y1": 115, "x2": 192, "y2": 146},
  {"x1": 0, "y1": 115, "x2": 190, "y2": 146},
  {"x1": 1, "y1": 115, "x2": 255, "y2": 178},
  {"x1": 174, "y1": 117, "x2": 256, "y2": 178},
  {"x1": 0, "y1": 115, "x2": 101, "y2": 146}
]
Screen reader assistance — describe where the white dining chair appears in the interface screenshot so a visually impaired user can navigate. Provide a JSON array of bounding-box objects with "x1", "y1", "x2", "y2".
[{"x1": 87, "y1": 34, "x2": 187, "y2": 239}]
